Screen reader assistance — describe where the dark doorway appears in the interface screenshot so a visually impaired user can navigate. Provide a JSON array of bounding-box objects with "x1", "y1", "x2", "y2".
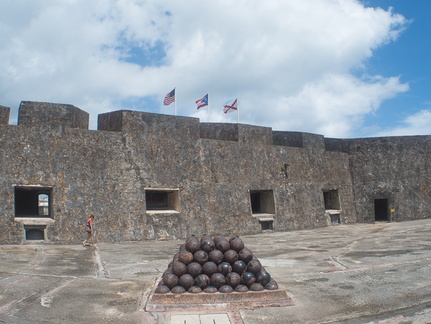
[{"x1": 374, "y1": 199, "x2": 389, "y2": 221}]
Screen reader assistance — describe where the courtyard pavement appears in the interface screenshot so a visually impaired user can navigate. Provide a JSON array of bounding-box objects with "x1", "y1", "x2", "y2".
[{"x1": 1, "y1": 219, "x2": 431, "y2": 324}]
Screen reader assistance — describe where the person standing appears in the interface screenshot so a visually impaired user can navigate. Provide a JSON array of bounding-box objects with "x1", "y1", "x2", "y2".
[{"x1": 83, "y1": 214, "x2": 95, "y2": 246}]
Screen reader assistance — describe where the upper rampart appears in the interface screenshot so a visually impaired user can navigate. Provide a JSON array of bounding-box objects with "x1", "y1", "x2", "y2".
[{"x1": 2, "y1": 101, "x2": 328, "y2": 150}]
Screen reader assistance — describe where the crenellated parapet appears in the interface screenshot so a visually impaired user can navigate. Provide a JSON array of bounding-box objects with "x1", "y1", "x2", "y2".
[
  {"x1": 18, "y1": 101, "x2": 89, "y2": 129},
  {"x1": 273, "y1": 131, "x2": 325, "y2": 152},
  {"x1": 0, "y1": 105, "x2": 10, "y2": 125}
]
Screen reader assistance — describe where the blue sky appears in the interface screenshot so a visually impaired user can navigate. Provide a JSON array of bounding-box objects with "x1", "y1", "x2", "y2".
[
  {"x1": 0, "y1": 0, "x2": 430, "y2": 138},
  {"x1": 360, "y1": 0, "x2": 431, "y2": 136}
]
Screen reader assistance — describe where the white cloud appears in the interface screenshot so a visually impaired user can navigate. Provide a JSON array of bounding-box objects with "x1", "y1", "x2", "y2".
[
  {"x1": 374, "y1": 109, "x2": 431, "y2": 136},
  {"x1": 0, "y1": 0, "x2": 411, "y2": 136}
]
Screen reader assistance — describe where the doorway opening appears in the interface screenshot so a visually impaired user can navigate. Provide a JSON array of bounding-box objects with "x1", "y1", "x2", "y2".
[{"x1": 374, "y1": 199, "x2": 389, "y2": 221}]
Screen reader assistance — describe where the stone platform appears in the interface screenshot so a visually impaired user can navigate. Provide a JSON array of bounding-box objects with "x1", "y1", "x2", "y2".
[
  {"x1": 1, "y1": 219, "x2": 431, "y2": 323},
  {"x1": 146, "y1": 289, "x2": 293, "y2": 312}
]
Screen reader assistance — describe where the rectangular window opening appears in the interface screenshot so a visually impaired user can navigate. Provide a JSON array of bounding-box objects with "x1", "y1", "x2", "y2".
[
  {"x1": 323, "y1": 190, "x2": 340, "y2": 210},
  {"x1": 250, "y1": 190, "x2": 275, "y2": 215},
  {"x1": 260, "y1": 220, "x2": 274, "y2": 231},
  {"x1": 330, "y1": 214, "x2": 340, "y2": 224},
  {"x1": 145, "y1": 189, "x2": 179, "y2": 212},
  {"x1": 15, "y1": 187, "x2": 52, "y2": 218},
  {"x1": 25, "y1": 225, "x2": 46, "y2": 240}
]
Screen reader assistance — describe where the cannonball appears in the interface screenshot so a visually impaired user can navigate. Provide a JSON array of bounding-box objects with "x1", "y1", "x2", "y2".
[
  {"x1": 178, "y1": 249, "x2": 194, "y2": 265},
  {"x1": 187, "y1": 262, "x2": 202, "y2": 277},
  {"x1": 195, "y1": 274, "x2": 210, "y2": 288},
  {"x1": 229, "y1": 236, "x2": 245, "y2": 252},
  {"x1": 226, "y1": 272, "x2": 241, "y2": 288},
  {"x1": 188, "y1": 286, "x2": 202, "y2": 294},
  {"x1": 155, "y1": 285, "x2": 170, "y2": 294},
  {"x1": 265, "y1": 279, "x2": 279, "y2": 290},
  {"x1": 241, "y1": 271, "x2": 256, "y2": 286},
  {"x1": 185, "y1": 235, "x2": 200, "y2": 253},
  {"x1": 214, "y1": 236, "x2": 230, "y2": 253},
  {"x1": 224, "y1": 249, "x2": 238, "y2": 264},
  {"x1": 232, "y1": 260, "x2": 247, "y2": 274},
  {"x1": 163, "y1": 273, "x2": 178, "y2": 289},
  {"x1": 247, "y1": 259, "x2": 262, "y2": 275},
  {"x1": 218, "y1": 285, "x2": 234, "y2": 293},
  {"x1": 163, "y1": 267, "x2": 173, "y2": 276},
  {"x1": 172, "y1": 261, "x2": 187, "y2": 277},
  {"x1": 235, "y1": 284, "x2": 249, "y2": 292},
  {"x1": 256, "y1": 271, "x2": 271, "y2": 286},
  {"x1": 213, "y1": 235, "x2": 225, "y2": 245},
  {"x1": 202, "y1": 261, "x2": 218, "y2": 276},
  {"x1": 200, "y1": 235, "x2": 215, "y2": 252},
  {"x1": 210, "y1": 273, "x2": 226, "y2": 289},
  {"x1": 171, "y1": 286, "x2": 186, "y2": 294},
  {"x1": 238, "y1": 248, "x2": 253, "y2": 264},
  {"x1": 217, "y1": 262, "x2": 232, "y2": 276},
  {"x1": 208, "y1": 249, "x2": 224, "y2": 264},
  {"x1": 193, "y1": 250, "x2": 209, "y2": 265},
  {"x1": 172, "y1": 252, "x2": 180, "y2": 261},
  {"x1": 249, "y1": 283, "x2": 264, "y2": 291},
  {"x1": 203, "y1": 285, "x2": 217, "y2": 293},
  {"x1": 179, "y1": 274, "x2": 194, "y2": 290}
]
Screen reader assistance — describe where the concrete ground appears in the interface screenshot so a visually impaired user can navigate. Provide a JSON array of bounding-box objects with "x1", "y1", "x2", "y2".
[{"x1": 1, "y1": 219, "x2": 431, "y2": 324}]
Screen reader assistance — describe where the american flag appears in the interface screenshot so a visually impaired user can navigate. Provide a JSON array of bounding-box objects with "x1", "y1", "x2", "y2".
[
  {"x1": 223, "y1": 98, "x2": 238, "y2": 113},
  {"x1": 163, "y1": 89, "x2": 175, "y2": 106},
  {"x1": 196, "y1": 94, "x2": 209, "y2": 109}
]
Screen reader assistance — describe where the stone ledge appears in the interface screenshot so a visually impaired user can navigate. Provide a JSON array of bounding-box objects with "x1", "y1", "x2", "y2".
[
  {"x1": 145, "y1": 210, "x2": 180, "y2": 215},
  {"x1": 14, "y1": 217, "x2": 55, "y2": 225}
]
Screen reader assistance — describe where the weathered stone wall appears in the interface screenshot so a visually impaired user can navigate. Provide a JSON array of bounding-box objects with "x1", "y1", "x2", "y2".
[
  {"x1": 0, "y1": 101, "x2": 430, "y2": 244},
  {"x1": 0, "y1": 105, "x2": 10, "y2": 125},
  {"x1": 326, "y1": 136, "x2": 431, "y2": 223}
]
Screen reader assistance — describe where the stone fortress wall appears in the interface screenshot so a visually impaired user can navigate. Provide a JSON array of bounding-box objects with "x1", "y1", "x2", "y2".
[{"x1": 0, "y1": 101, "x2": 429, "y2": 243}]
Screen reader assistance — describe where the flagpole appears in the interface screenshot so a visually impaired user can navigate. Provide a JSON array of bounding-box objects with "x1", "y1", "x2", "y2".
[
  {"x1": 207, "y1": 92, "x2": 210, "y2": 122},
  {"x1": 174, "y1": 87, "x2": 177, "y2": 116}
]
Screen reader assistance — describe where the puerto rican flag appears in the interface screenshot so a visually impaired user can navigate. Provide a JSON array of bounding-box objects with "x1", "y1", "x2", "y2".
[
  {"x1": 196, "y1": 94, "x2": 209, "y2": 109},
  {"x1": 223, "y1": 98, "x2": 238, "y2": 113}
]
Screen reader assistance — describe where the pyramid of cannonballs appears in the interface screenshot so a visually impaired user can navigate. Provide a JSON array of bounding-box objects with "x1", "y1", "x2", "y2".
[{"x1": 155, "y1": 234, "x2": 278, "y2": 294}]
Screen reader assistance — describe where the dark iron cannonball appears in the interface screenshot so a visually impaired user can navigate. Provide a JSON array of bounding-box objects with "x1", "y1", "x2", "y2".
[
  {"x1": 238, "y1": 247, "x2": 253, "y2": 264},
  {"x1": 229, "y1": 236, "x2": 245, "y2": 252},
  {"x1": 200, "y1": 235, "x2": 215, "y2": 252},
  {"x1": 217, "y1": 262, "x2": 232, "y2": 276},
  {"x1": 208, "y1": 249, "x2": 224, "y2": 264},
  {"x1": 185, "y1": 235, "x2": 200, "y2": 253}
]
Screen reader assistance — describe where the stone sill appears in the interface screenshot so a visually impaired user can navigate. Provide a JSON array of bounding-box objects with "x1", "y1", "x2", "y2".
[
  {"x1": 146, "y1": 210, "x2": 180, "y2": 215},
  {"x1": 252, "y1": 213, "x2": 275, "y2": 221},
  {"x1": 14, "y1": 217, "x2": 55, "y2": 225},
  {"x1": 325, "y1": 209, "x2": 341, "y2": 215}
]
